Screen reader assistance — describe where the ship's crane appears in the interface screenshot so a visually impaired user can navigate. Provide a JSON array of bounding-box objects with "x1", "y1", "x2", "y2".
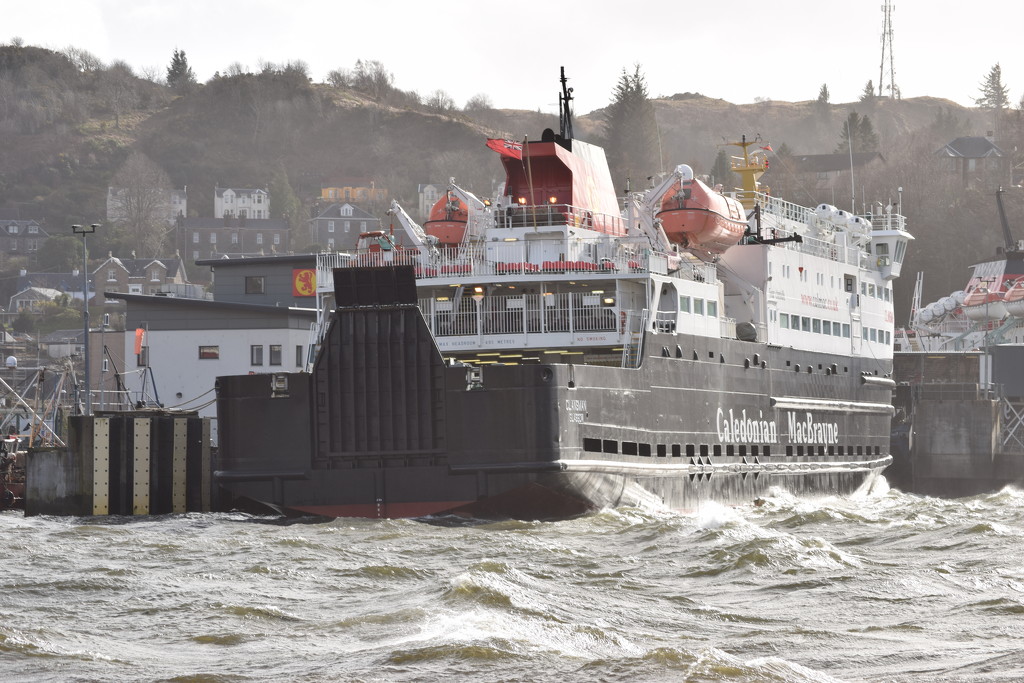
[
  {"x1": 385, "y1": 199, "x2": 438, "y2": 260},
  {"x1": 996, "y1": 186, "x2": 1022, "y2": 254},
  {"x1": 624, "y1": 164, "x2": 690, "y2": 254},
  {"x1": 444, "y1": 179, "x2": 490, "y2": 245}
]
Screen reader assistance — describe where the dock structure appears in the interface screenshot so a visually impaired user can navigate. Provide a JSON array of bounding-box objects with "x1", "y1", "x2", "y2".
[
  {"x1": 890, "y1": 349, "x2": 1024, "y2": 496},
  {"x1": 25, "y1": 412, "x2": 211, "y2": 516}
]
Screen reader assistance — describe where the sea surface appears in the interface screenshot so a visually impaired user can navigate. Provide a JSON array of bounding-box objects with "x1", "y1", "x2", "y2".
[{"x1": 4, "y1": 479, "x2": 1024, "y2": 682}]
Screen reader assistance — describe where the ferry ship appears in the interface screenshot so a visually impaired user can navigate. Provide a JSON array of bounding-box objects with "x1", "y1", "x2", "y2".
[{"x1": 214, "y1": 71, "x2": 913, "y2": 519}]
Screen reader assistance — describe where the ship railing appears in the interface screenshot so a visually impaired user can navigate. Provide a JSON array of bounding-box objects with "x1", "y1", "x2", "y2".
[
  {"x1": 315, "y1": 240, "x2": 717, "y2": 290},
  {"x1": 740, "y1": 191, "x2": 819, "y2": 225},
  {"x1": 418, "y1": 292, "x2": 620, "y2": 338},
  {"x1": 496, "y1": 203, "x2": 626, "y2": 235}
]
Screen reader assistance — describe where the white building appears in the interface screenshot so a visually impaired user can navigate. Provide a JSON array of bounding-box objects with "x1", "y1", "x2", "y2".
[{"x1": 214, "y1": 187, "x2": 269, "y2": 220}]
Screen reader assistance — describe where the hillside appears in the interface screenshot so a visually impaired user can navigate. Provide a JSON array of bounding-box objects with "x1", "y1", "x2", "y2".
[{"x1": 1, "y1": 44, "x2": 1021, "y2": 322}]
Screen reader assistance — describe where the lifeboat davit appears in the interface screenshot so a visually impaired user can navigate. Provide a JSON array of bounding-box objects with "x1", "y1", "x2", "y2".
[
  {"x1": 423, "y1": 193, "x2": 468, "y2": 247},
  {"x1": 961, "y1": 286, "x2": 1007, "y2": 321},
  {"x1": 656, "y1": 167, "x2": 747, "y2": 253},
  {"x1": 1004, "y1": 281, "x2": 1024, "y2": 317}
]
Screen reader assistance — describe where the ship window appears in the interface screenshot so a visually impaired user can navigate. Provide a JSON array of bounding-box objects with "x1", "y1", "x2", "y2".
[
  {"x1": 726, "y1": 445, "x2": 734, "y2": 457},
  {"x1": 845, "y1": 275, "x2": 855, "y2": 292},
  {"x1": 251, "y1": 345, "x2": 264, "y2": 366},
  {"x1": 656, "y1": 444, "x2": 666, "y2": 457},
  {"x1": 801, "y1": 317, "x2": 811, "y2": 332},
  {"x1": 694, "y1": 299, "x2": 704, "y2": 315},
  {"x1": 870, "y1": 328, "x2": 878, "y2": 342},
  {"x1": 797, "y1": 446, "x2": 804, "y2": 456},
  {"x1": 707, "y1": 301, "x2": 718, "y2": 317},
  {"x1": 583, "y1": 438, "x2": 602, "y2": 452},
  {"x1": 822, "y1": 321, "x2": 831, "y2": 335},
  {"x1": 699, "y1": 444, "x2": 708, "y2": 458},
  {"x1": 679, "y1": 295, "x2": 691, "y2": 313},
  {"x1": 638, "y1": 444, "x2": 650, "y2": 457},
  {"x1": 739, "y1": 445, "x2": 746, "y2": 457},
  {"x1": 842, "y1": 324, "x2": 851, "y2": 338},
  {"x1": 885, "y1": 331, "x2": 891, "y2": 345},
  {"x1": 713, "y1": 444, "x2": 722, "y2": 457},
  {"x1": 763, "y1": 446, "x2": 771, "y2": 457},
  {"x1": 198, "y1": 346, "x2": 219, "y2": 359},
  {"x1": 828, "y1": 446, "x2": 835, "y2": 455},
  {"x1": 780, "y1": 313, "x2": 789, "y2": 329},
  {"x1": 894, "y1": 240, "x2": 906, "y2": 263},
  {"x1": 603, "y1": 439, "x2": 617, "y2": 454},
  {"x1": 786, "y1": 446, "x2": 794, "y2": 457},
  {"x1": 857, "y1": 446, "x2": 863, "y2": 455},
  {"x1": 622, "y1": 442, "x2": 638, "y2": 456},
  {"x1": 672, "y1": 444, "x2": 682, "y2": 457},
  {"x1": 812, "y1": 319, "x2": 821, "y2": 334},
  {"x1": 838, "y1": 446, "x2": 844, "y2": 456},
  {"x1": 752, "y1": 445, "x2": 759, "y2": 457}
]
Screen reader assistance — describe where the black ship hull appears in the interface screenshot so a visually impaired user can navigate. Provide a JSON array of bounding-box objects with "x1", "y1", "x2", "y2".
[{"x1": 214, "y1": 267, "x2": 893, "y2": 520}]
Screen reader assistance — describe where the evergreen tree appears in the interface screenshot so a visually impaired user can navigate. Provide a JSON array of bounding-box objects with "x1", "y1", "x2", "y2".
[
  {"x1": 602, "y1": 64, "x2": 659, "y2": 190},
  {"x1": 815, "y1": 83, "x2": 831, "y2": 119},
  {"x1": 167, "y1": 49, "x2": 196, "y2": 93},
  {"x1": 976, "y1": 63, "x2": 1010, "y2": 110},
  {"x1": 860, "y1": 80, "x2": 876, "y2": 106},
  {"x1": 709, "y1": 149, "x2": 737, "y2": 190},
  {"x1": 267, "y1": 164, "x2": 302, "y2": 251},
  {"x1": 835, "y1": 111, "x2": 879, "y2": 153}
]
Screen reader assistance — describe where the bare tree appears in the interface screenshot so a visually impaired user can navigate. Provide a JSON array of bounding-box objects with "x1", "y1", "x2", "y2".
[
  {"x1": 109, "y1": 151, "x2": 174, "y2": 256},
  {"x1": 464, "y1": 93, "x2": 493, "y2": 111},
  {"x1": 426, "y1": 89, "x2": 455, "y2": 113},
  {"x1": 100, "y1": 60, "x2": 138, "y2": 128}
]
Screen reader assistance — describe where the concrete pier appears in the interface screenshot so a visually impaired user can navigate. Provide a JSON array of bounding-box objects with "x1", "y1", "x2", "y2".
[{"x1": 25, "y1": 412, "x2": 211, "y2": 516}]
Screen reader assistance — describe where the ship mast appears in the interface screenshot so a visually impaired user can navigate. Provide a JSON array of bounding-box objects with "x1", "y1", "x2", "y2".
[
  {"x1": 558, "y1": 66, "x2": 574, "y2": 141},
  {"x1": 725, "y1": 135, "x2": 769, "y2": 211}
]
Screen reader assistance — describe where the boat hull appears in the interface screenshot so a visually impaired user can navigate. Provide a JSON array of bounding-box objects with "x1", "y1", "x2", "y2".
[{"x1": 214, "y1": 268, "x2": 894, "y2": 520}]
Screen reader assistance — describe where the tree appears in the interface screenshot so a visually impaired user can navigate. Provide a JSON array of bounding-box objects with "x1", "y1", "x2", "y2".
[
  {"x1": 835, "y1": 111, "x2": 879, "y2": 153},
  {"x1": 167, "y1": 49, "x2": 196, "y2": 92},
  {"x1": 109, "y1": 151, "x2": 174, "y2": 256},
  {"x1": 859, "y1": 80, "x2": 876, "y2": 106},
  {"x1": 709, "y1": 149, "x2": 737, "y2": 190},
  {"x1": 267, "y1": 164, "x2": 302, "y2": 251},
  {"x1": 976, "y1": 63, "x2": 1010, "y2": 137},
  {"x1": 425, "y1": 89, "x2": 455, "y2": 113},
  {"x1": 99, "y1": 60, "x2": 137, "y2": 128},
  {"x1": 464, "y1": 93, "x2": 493, "y2": 111},
  {"x1": 352, "y1": 59, "x2": 393, "y2": 100},
  {"x1": 815, "y1": 83, "x2": 831, "y2": 118},
  {"x1": 976, "y1": 63, "x2": 1010, "y2": 110},
  {"x1": 602, "y1": 64, "x2": 659, "y2": 190}
]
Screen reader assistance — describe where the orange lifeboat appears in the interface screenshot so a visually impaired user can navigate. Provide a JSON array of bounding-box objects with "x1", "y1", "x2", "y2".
[
  {"x1": 1004, "y1": 280, "x2": 1024, "y2": 318},
  {"x1": 962, "y1": 286, "x2": 1007, "y2": 321},
  {"x1": 423, "y1": 192, "x2": 468, "y2": 247},
  {"x1": 656, "y1": 171, "x2": 747, "y2": 253}
]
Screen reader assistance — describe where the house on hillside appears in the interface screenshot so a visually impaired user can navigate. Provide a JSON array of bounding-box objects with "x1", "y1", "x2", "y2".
[
  {"x1": 320, "y1": 177, "x2": 387, "y2": 208},
  {"x1": 177, "y1": 216, "x2": 290, "y2": 267},
  {"x1": 9, "y1": 286, "x2": 66, "y2": 313},
  {"x1": 936, "y1": 136, "x2": 1008, "y2": 186},
  {"x1": 308, "y1": 203, "x2": 379, "y2": 252},
  {"x1": 40, "y1": 329, "x2": 85, "y2": 359},
  {"x1": 214, "y1": 187, "x2": 269, "y2": 219},
  {"x1": 91, "y1": 254, "x2": 192, "y2": 321},
  {"x1": 0, "y1": 219, "x2": 48, "y2": 259},
  {"x1": 106, "y1": 187, "x2": 187, "y2": 225}
]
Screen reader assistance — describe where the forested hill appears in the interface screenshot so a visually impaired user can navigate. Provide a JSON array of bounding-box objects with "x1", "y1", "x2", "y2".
[{"x1": 1, "y1": 43, "x2": 1020, "y2": 320}]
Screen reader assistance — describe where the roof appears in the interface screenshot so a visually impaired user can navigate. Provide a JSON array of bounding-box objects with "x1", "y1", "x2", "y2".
[
  {"x1": 937, "y1": 136, "x2": 1005, "y2": 158},
  {"x1": 312, "y1": 203, "x2": 379, "y2": 221},
  {"x1": 105, "y1": 291, "x2": 317, "y2": 317},
  {"x1": 323, "y1": 177, "x2": 378, "y2": 188},
  {"x1": 11, "y1": 286, "x2": 63, "y2": 300},
  {"x1": 17, "y1": 272, "x2": 83, "y2": 292},
  {"x1": 92, "y1": 256, "x2": 185, "y2": 280},
  {"x1": 194, "y1": 253, "x2": 316, "y2": 268},
  {"x1": 786, "y1": 152, "x2": 886, "y2": 173},
  {"x1": 215, "y1": 187, "x2": 267, "y2": 197},
  {"x1": 41, "y1": 329, "x2": 85, "y2": 344}
]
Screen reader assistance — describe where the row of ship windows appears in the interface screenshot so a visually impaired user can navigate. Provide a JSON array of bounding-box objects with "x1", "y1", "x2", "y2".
[
  {"x1": 136, "y1": 345, "x2": 305, "y2": 367},
  {"x1": 678, "y1": 296, "x2": 718, "y2": 317},
  {"x1": 774, "y1": 265, "x2": 892, "y2": 302},
  {"x1": 778, "y1": 314, "x2": 891, "y2": 345},
  {"x1": 582, "y1": 439, "x2": 882, "y2": 458}
]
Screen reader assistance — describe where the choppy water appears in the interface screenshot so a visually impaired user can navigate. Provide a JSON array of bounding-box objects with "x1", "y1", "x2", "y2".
[{"x1": 4, "y1": 479, "x2": 1024, "y2": 682}]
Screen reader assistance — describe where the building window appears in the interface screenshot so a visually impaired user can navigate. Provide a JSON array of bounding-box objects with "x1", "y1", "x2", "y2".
[
  {"x1": 231, "y1": 232, "x2": 238, "y2": 244},
  {"x1": 102, "y1": 358, "x2": 109, "y2": 373},
  {"x1": 251, "y1": 345, "x2": 264, "y2": 366},
  {"x1": 269, "y1": 344, "x2": 282, "y2": 366},
  {"x1": 341, "y1": 205, "x2": 353, "y2": 216},
  {"x1": 193, "y1": 232, "x2": 199, "y2": 243},
  {"x1": 256, "y1": 233, "x2": 263, "y2": 245},
  {"x1": 137, "y1": 346, "x2": 149, "y2": 367},
  {"x1": 328, "y1": 221, "x2": 335, "y2": 233},
  {"x1": 210, "y1": 233, "x2": 217, "y2": 244},
  {"x1": 128, "y1": 284, "x2": 142, "y2": 294},
  {"x1": 245, "y1": 275, "x2": 265, "y2": 294},
  {"x1": 28, "y1": 225, "x2": 37, "y2": 234},
  {"x1": 192, "y1": 250, "x2": 199, "y2": 261},
  {"x1": 344, "y1": 221, "x2": 350, "y2": 233},
  {"x1": 328, "y1": 238, "x2": 335, "y2": 250},
  {"x1": 273, "y1": 233, "x2": 280, "y2": 245},
  {"x1": 360, "y1": 221, "x2": 367, "y2": 231},
  {"x1": 107, "y1": 269, "x2": 116, "y2": 281},
  {"x1": 199, "y1": 345, "x2": 220, "y2": 359},
  {"x1": 296, "y1": 345, "x2": 304, "y2": 367}
]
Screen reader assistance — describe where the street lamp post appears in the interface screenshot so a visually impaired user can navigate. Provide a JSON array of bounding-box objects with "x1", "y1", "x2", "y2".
[{"x1": 71, "y1": 223, "x2": 98, "y2": 415}]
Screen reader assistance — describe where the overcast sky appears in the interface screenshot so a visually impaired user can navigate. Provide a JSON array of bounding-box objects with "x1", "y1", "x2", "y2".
[{"x1": 6, "y1": 0, "x2": 1022, "y2": 114}]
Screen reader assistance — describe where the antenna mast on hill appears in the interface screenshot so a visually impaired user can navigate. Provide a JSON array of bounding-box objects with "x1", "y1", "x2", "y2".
[{"x1": 879, "y1": 1, "x2": 898, "y2": 99}]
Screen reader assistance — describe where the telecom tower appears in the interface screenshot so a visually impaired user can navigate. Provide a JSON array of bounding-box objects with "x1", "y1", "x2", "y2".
[{"x1": 879, "y1": 1, "x2": 898, "y2": 98}]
